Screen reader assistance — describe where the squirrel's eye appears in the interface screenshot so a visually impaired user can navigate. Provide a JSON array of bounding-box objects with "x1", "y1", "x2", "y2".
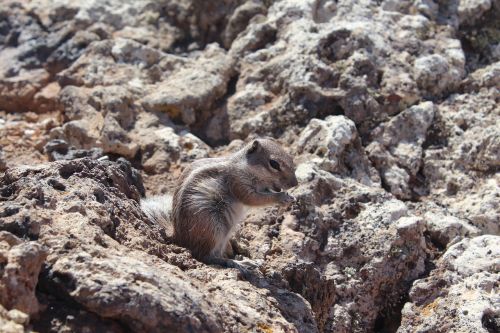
[{"x1": 269, "y1": 159, "x2": 281, "y2": 171}]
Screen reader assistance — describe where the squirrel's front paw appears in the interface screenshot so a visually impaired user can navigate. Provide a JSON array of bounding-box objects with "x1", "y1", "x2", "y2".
[{"x1": 278, "y1": 192, "x2": 295, "y2": 205}]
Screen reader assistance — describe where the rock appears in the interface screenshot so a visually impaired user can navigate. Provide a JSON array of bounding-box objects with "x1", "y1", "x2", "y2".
[
  {"x1": 6, "y1": 309, "x2": 29, "y2": 326},
  {"x1": 0, "y1": 150, "x2": 6, "y2": 172},
  {"x1": 0, "y1": 159, "x2": 315, "y2": 332},
  {"x1": 0, "y1": 304, "x2": 32, "y2": 333},
  {"x1": 0, "y1": 111, "x2": 58, "y2": 169},
  {"x1": 237, "y1": 167, "x2": 432, "y2": 332},
  {"x1": 398, "y1": 235, "x2": 500, "y2": 333},
  {"x1": 55, "y1": 38, "x2": 232, "y2": 149},
  {"x1": 414, "y1": 52, "x2": 465, "y2": 98},
  {"x1": 458, "y1": 0, "x2": 493, "y2": 26},
  {"x1": 422, "y1": 86, "x2": 499, "y2": 233},
  {"x1": 462, "y1": 62, "x2": 500, "y2": 91},
  {"x1": 1, "y1": 0, "x2": 499, "y2": 331},
  {"x1": 296, "y1": 115, "x2": 380, "y2": 186},
  {"x1": 54, "y1": 84, "x2": 143, "y2": 159},
  {"x1": 46, "y1": 31, "x2": 102, "y2": 75},
  {"x1": 32, "y1": 293, "x2": 129, "y2": 333},
  {"x1": 44, "y1": 139, "x2": 104, "y2": 161},
  {"x1": 58, "y1": 119, "x2": 103, "y2": 150},
  {"x1": 139, "y1": 127, "x2": 210, "y2": 174},
  {"x1": 0, "y1": 69, "x2": 50, "y2": 112},
  {"x1": 227, "y1": 0, "x2": 468, "y2": 140},
  {"x1": 0, "y1": 1, "x2": 78, "y2": 113},
  {"x1": 110, "y1": 37, "x2": 163, "y2": 68},
  {"x1": 56, "y1": 39, "x2": 172, "y2": 87},
  {"x1": 367, "y1": 101, "x2": 435, "y2": 199},
  {"x1": 141, "y1": 44, "x2": 234, "y2": 128},
  {"x1": 448, "y1": 177, "x2": 500, "y2": 235},
  {"x1": 0, "y1": 231, "x2": 47, "y2": 315},
  {"x1": 100, "y1": 114, "x2": 139, "y2": 159},
  {"x1": 33, "y1": 82, "x2": 61, "y2": 113},
  {"x1": 424, "y1": 208, "x2": 481, "y2": 248},
  {"x1": 222, "y1": 1, "x2": 267, "y2": 48}
]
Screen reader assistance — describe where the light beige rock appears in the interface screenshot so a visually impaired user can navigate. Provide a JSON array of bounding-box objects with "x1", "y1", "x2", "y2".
[
  {"x1": 398, "y1": 235, "x2": 500, "y2": 333},
  {"x1": 141, "y1": 44, "x2": 234, "y2": 127},
  {"x1": 367, "y1": 101, "x2": 435, "y2": 199},
  {"x1": 297, "y1": 115, "x2": 380, "y2": 186},
  {"x1": 0, "y1": 232, "x2": 47, "y2": 315},
  {"x1": 0, "y1": 304, "x2": 32, "y2": 333},
  {"x1": 458, "y1": 0, "x2": 493, "y2": 25}
]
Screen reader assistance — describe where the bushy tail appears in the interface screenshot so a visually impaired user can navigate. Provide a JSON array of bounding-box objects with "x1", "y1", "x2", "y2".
[{"x1": 140, "y1": 194, "x2": 173, "y2": 231}]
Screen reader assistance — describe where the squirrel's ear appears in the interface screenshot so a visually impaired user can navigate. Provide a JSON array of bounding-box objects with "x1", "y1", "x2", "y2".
[{"x1": 247, "y1": 140, "x2": 260, "y2": 155}]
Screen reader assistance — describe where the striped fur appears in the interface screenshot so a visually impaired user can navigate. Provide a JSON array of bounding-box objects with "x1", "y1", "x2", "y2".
[{"x1": 143, "y1": 138, "x2": 297, "y2": 264}]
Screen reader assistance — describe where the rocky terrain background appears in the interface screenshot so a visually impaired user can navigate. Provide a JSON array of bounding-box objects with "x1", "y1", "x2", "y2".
[{"x1": 0, "y1": 0, "x2": 499, "y2": 332}]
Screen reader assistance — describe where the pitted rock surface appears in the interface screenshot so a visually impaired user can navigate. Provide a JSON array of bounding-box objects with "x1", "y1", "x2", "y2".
[{"x1": 1, "y1": 0, "x2": 499, "y2": 332}]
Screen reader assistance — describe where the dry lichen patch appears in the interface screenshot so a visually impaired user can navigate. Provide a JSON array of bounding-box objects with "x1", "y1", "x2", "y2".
[
  {"x1": 421, "y1": 298, "x2": 440, "y2": 317},
  {"x1": 256, "y1": 322, "x2": 274, "y2": 333}
]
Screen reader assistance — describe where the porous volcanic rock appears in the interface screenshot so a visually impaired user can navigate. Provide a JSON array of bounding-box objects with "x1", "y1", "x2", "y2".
[
  {"x1": 398, "y1": 235, "x2": 500, "y2": 333},
  {"x1": 1, "y1": 0, "x2": 499, "y2": 332},
  {"x1": 0, "y1": 158, "x2": 316, "y2": 333},
  {"x1": 0, "y1": 232, "x2": 46, "y2": 316},
  {"x1": 296, "y1": 115, "x2": 380, "y2": 187},
  {"x1": 0, "y1": 304, "x2": 32, "y2": 333},
  {"x1": 366, "y1": 101, "x2": 435, "y2": 199},
  {"x1": 422, "y1": 84, "x2": 499, "y2": 234},
  {"x1": 238, "y1": 174, "x2": 434, "y2": 332}
]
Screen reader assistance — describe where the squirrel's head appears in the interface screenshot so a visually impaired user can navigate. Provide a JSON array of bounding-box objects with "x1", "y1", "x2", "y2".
[{"x1": 243, "y1": 138, "x2": 298, "y2": 193}]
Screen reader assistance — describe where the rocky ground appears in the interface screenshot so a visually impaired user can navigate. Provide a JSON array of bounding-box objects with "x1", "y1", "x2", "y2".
[{"x1": 0, "y1": 0, "x2": 499, "y2": 332}]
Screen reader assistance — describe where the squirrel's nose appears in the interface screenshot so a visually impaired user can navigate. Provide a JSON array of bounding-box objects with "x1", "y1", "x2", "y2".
[{"x1": 290, "y1": 175, "x2": 298, "y2": 187}]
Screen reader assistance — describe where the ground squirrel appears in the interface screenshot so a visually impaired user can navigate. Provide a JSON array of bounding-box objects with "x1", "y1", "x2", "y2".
[{"x1": 141, "y1": 138, "x2": 298, "y2": 271}]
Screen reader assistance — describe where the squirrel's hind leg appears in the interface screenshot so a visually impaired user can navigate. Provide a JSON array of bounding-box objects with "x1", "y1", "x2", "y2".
[{"x1": 203, "y1": 256, "x2": 256, "y2": 277}]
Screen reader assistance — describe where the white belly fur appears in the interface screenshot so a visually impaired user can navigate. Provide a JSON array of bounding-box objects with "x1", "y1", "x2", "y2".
[
  {"x1": 213, "y1": 201, "x2": 248, "y2": 257},
  {"x1": 228, "y1": 201, "x2": 248, "y2": 226}
]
